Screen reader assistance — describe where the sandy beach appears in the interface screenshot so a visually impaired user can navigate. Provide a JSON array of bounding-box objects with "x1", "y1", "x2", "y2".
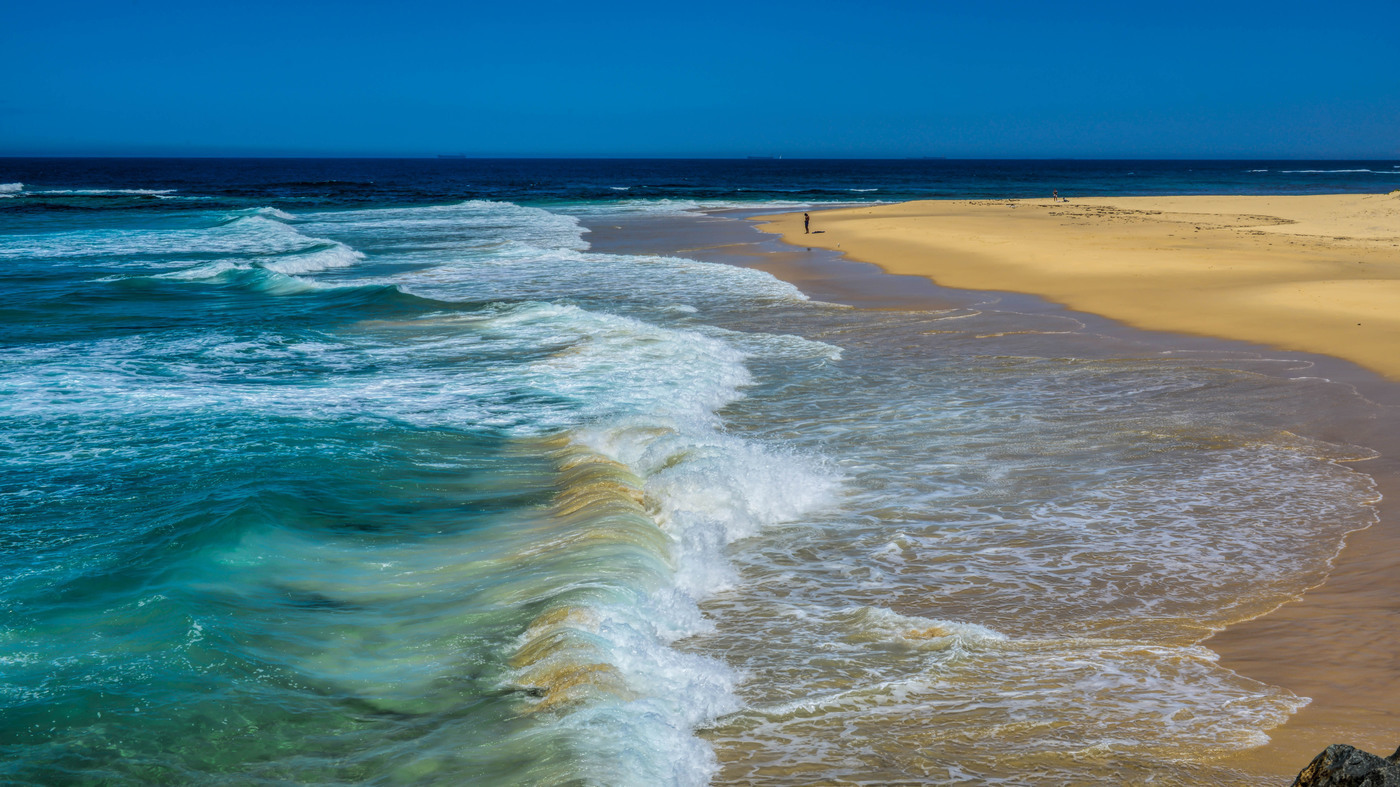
[
  {"x1": 758, "y1": 194, "x2": 1400, "y2": 379},
  {"x1": 754, "y1": 194, "x2": 1400, "y2": 778}
]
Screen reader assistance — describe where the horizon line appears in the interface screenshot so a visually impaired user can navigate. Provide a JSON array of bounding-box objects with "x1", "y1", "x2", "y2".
[{"x1": 3, "y1": 154, "x2": 1399, "y2": 162}]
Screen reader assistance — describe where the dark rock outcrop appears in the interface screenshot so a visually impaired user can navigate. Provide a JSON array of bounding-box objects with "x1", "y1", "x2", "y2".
[{"x1": 1292, "y1": 744, "x2": 1400, "y2": 787}]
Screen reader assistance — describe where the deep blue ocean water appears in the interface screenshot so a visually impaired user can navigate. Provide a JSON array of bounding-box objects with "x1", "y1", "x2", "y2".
[
  {"x1": 1, "y1": 159, "x2": 1395, "y2": 785},
  {"x1": 3, "y1": 157, "x2": 1398, "y2": 214}
]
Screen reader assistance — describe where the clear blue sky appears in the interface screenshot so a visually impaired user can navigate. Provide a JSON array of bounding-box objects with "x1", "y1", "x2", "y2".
[{"x1": 3, "y1": 0, "x2": 1397, "y2": 158}]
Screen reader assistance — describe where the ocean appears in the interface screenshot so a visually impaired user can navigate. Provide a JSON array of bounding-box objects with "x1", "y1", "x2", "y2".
[{"x1": 2, "y1": 158, "x2": 1397, "y2": 785}]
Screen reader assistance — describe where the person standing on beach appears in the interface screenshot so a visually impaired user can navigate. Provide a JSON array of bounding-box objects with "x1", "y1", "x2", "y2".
[
  {"x1": 1053, "y1": 190, "x2": 1060, "y2": 202},
  {"x1": 804, "y1": 212, "x2": 810, "y2": 233}
]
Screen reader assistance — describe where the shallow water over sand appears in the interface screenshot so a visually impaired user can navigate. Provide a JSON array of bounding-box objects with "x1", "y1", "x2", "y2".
[{"x1": 591, "y1": 210, "x2": 1387, "y2": 784}]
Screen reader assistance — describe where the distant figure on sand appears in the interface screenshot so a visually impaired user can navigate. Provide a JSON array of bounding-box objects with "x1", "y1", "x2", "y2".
[
  {"x1": 804, "y1": 212, "x2": 810, "y2": 233},
  {"x1": 1053, "y1": 190, "x2": 1060, "y2": 202}
]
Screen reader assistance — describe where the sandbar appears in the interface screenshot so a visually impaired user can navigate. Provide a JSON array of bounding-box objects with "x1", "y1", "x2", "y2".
[{"x1": 757, "y1": 193, "x2": 1400, "y2": 380}]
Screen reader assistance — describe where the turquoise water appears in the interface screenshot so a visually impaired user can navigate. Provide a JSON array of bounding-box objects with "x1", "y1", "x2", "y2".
[{"x1": 0, "y1": 163, "x2": 1390, "y2": 784}]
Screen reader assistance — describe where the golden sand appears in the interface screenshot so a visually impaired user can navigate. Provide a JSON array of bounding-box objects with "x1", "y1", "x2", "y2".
[{"x1": 756, "y1": 193, "x2": 1400, "y2": 380}]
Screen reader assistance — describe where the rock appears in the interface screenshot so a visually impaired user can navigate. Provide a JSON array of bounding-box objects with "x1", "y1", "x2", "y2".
[{"x1": 1292, "y1": 744, "x2": 1400, "y2": 787}]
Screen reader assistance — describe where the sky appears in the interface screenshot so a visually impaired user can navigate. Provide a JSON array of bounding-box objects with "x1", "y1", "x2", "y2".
[{"x1": 3, "y1": 0, "x2": 1398, "y2": 158}]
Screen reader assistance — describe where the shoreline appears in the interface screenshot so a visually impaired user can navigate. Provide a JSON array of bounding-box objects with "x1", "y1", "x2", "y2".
[
  {"x1": 757, "y1": 194, "x2": 1400, "y2": 381},
  {"x1": 745, "y1": 196, "x2": 1400, "y2": 779},
  {"x1": 585, "y1": 201, "x2": 1399, "y2": 781}
]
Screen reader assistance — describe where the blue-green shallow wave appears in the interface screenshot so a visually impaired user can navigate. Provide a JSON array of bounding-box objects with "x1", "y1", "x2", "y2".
[
  {"x1": 1, "y1": 198, "x2": 822, "y2": 785},
  {"x1": 2, "y1": 431, "x2": 557, "y2": 782},
  {"x1": 0, "y1": 270, "x2": 579, "y2": 783}
]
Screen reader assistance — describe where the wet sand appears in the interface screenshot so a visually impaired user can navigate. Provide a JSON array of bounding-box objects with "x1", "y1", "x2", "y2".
[{"x1": 588, "y1": 204, "x2": 1400, "y2": 782}]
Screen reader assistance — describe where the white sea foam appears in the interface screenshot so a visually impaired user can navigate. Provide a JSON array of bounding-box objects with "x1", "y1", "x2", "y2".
[
  {"x1": 1279, "y1": 169, "x2": 1390, "y2": 174},
  {"x1": 149, "y1": 245, "x2": 364, "y2": 280},
  {"x1": 257, "y1": 244, "x2": 365, "y2": 274},
  {"x1": 699, "y1": 326, "x2": 844, "y2": 362},
  {"x1": 565, "y1": 198, "x2": 821, "y2": 218},
  {"x1": 0, "y1": 182, "x2": 21, "y2": 196},
  {"x1": 502, "y1": 307, "x2": 837, "y2": 783},
  {"x1": 294, "y1": 200, "x2": 810, "y2": 309},
  {"x1": 226, "y1": 206, "x2": 298, "y2": 221},
  {"x1": 835, "y1": 605, "x2": 1006, "y2": 647},
  {"x1": 297, "y1": 200, "x2": 589, "y2": 255},
  {"x1": 713, "y1": 631, "x2": 1307, "y2": 778},
  {"x1": 0, "y1": 212, "x2": 366, "y2": 280},
  {"x1": 383, "y1": 245, "x2": 812, "y2": 309},
  {"x1": 34, "y1": 188, "x2": 178, "y2": 196},
  {"x1": 528, "y1": 613, "x2": 739, "y2": 785},
  {"x1": 152, "y1": 261, "x2": 245, "y2": 280},
  {"x1": 589, "y1": 423, "x2": 838, "y2": 598}
]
